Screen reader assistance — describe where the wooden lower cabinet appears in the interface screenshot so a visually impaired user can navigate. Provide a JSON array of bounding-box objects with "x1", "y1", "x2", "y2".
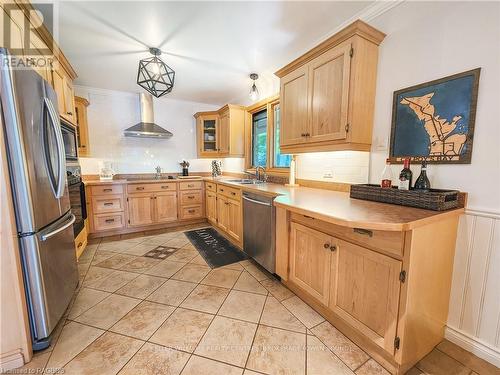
[
  {"x1": 277, "y1": 208, "x2": 461, "y2": 374},
  {"x1": 289, "y1": 223, "x2": 332, "y2": 306},
  {"x1": 206, "y1": 190, "x2": 217, "y2": 224},
  {"x1": 156, "y1": 192, "x2": 178, "y2": 223},
  {"x1": 216, "y1": 195, "x2": 229, "y2": 232},
  {"x1": 330, "y1": 238, "x2": 401, "y2": 354},
  {"x1": 127, "y1": 194, "x2": 155, "y2": 226}
]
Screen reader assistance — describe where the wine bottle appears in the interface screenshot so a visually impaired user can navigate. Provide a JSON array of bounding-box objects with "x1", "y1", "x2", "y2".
[
  {"x1": 398, "y1": 158, "x2": 413, "y2": 190},
  {"x1": 381, "y1": 158, "x2": 393, "y2": 188},
  {"x1": 414, "y1": 161, "x2": 431, "y2": 191}
]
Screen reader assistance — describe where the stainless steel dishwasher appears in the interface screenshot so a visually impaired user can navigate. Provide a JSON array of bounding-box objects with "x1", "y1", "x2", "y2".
[{"x1": 242, "y1": 191, "x2": 275, "y2": 274}]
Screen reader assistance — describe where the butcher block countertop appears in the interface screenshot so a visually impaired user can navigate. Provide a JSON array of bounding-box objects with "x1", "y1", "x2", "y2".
[
  {"x1": 83, "y1": 177, "x2": 203, "y2": 185},
  {"x1": 204, "y1": 177, "x2": 465, "y2": 232}
]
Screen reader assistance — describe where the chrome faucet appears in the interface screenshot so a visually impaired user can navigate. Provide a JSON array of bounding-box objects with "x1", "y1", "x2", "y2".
[
  {"x1": 255, "y1": 166, "x2": 267, "y2": 182},
  {"x1": 155, "y1": 165, "x2": 162, "y2": 179}
]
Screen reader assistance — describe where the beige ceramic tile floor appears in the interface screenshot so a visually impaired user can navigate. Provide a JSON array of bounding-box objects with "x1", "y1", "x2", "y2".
[{"x1": 16, "y1": 227, "x2": 499, "y2": 375}]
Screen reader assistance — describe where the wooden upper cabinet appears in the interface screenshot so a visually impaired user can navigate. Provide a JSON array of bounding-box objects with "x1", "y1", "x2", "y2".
[
  {"x1": 53, "y1": 67, "x2": 76, "y2": 125},
  {"x1": 195, "y1": 104, "x2": 245, "y2": 158},
  {"x1": 218, "y1": 110, "x2": 230, "y2": 155},
  {"x1": 289, "y1": 222, "x2": 333, "y2": 306},
  {"x1": 74, "y1": 96, "x2": 90, "y2": 157},
  {"x1": 276, "y1": 20, "x2": 385, "y2": 153},
  {"x1": 329, "y1": 238, "x2": 401, "y2": 354},
  {"x1": 309, "y1": 43, "x2": 351, "y2": 143},
  {"x1": 280, "y1": 66, "x2": 309, "y2": 146}
]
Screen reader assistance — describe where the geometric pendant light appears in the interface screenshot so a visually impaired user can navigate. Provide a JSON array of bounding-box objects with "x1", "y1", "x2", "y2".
[{"x1": 137, "y1": 47, "x2": 175, "y2": 98}]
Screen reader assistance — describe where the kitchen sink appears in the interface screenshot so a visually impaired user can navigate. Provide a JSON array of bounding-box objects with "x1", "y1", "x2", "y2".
[{"x1": 227, "y1": 179, "x2": 265, "y2": 185}]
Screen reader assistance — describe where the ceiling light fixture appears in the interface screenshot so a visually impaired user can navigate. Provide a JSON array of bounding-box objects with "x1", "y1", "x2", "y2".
[
  {"x1": 137, "y1": 47, "x2": 175, "y2": 98},
  {"x1": 249, "y1": 73, "x2": 260, "y2": 101}
]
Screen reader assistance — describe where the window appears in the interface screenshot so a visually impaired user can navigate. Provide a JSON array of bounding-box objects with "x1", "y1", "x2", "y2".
[
  {"x1": 246, "y1": 95, "x2": 290, "y2": 173},
  {"x1": 272, "y1": 105, "x2": 291, "y2": 168},
  {"x1": 252, "y1": 110, "x2": 267, "y2": 167}
]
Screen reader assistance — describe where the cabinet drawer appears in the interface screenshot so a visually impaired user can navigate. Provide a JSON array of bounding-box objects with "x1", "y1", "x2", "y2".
[
  {"x1": 180, "y1": 191, "x2": 202, "y2": 205},
  {"x1": 180, "y1": 205, "x2": 203, "y2": 220},
  {"x1": 90, "y1": 184, "x2": 124, "y2": 196},
  {"x1": 127, "y1": 182, "x2": 176, "y2": 194},
  {"x1": 290, "y1": 213, "x2": 404, "y2": 258},
  {"x1": 93, "y1": 213, "x2": 125, "y2": 232},
  {"x1": 217, "y1": 185, "x2": 241, "y2": 200},
  {"x1": 205, "y1": 181, "x2": 217, "y2": 192},
  {"x1": 92, "y1": 195, "x2": 124, "y2": 213},
  {"x1": 179, "y1": 181, "x2": 202, "y2": 190}
]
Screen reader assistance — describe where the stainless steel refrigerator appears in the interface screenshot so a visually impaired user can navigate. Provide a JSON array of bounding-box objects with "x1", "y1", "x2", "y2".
[{"x1": 0, "y1": 48, "x2": 78, "y2": 350}]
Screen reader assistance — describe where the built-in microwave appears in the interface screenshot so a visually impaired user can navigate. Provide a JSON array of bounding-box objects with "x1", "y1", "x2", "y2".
[{"x1": 61, "y1": 121, "x2": 78, "y2": 161}]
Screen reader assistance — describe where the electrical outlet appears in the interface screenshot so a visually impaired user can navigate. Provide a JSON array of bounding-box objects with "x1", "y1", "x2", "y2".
[{"x1": 323, "y1": 170, "x2": 333, "y2": 179}]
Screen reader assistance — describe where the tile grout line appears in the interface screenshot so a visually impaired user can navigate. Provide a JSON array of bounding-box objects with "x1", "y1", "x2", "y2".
[{"x1": 242, "y1": 293, "x2": 269, "y2": 372}]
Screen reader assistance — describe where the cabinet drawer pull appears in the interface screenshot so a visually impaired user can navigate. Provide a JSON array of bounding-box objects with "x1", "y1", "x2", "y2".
[
  {"x1": 103, "y1": 188, "x2": 112, "y2": 192},
  {"x1": 231, "y1": 192, "x2": 236, "y2": 196},
  {"x1": 66, "y1": 111, "x2": 73, "y2": 116},
  {"x1": 161, "y1": 186, "x2": 169, "y2": 189},
  {"x1": 323, "y1": 242, "x2": 330, "y2": 249},
  {"x1": 330, "y1": 245, "x2": 337, "y2": 252},
  {"x1": 353, "y1": 228, "x2": 373, "y2": 237},
  {"x1": 188, "y1": 209, "x2": 196, "y2": 213},
  {"x1": 187, "y1": 195, "x2": 195, "y2": 199},
  {"x1": 220, "y1": 188, "x2": 224, "y2": 192},
  {"x1": 188, "y1": 184, "x2": 194, "y2": 188},
  {"x1": 77, "y1": 242, "x2": 83, "y2": 248},
  {"x1": 105, "y1": 219, "x2": 115, "y2": 223},
  {"x1": 136, "y1": 187, "x2": 145, "y2": 190},
  {"x1": 103, "y1": 202, "x2": 113, "y2": 206}
]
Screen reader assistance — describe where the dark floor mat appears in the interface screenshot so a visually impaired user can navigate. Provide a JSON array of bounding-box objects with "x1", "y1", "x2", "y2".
[{"x1": 184, "y1": 227, "x2": 248, "y2": 268}]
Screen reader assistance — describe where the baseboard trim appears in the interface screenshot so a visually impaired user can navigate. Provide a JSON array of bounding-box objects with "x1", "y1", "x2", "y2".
[
  {"x1": 0, "y1": 350, "x2": 25, "y2": 372},
  {"x1": 445, "y1": 326, "x2": 500, "y2": 367}
]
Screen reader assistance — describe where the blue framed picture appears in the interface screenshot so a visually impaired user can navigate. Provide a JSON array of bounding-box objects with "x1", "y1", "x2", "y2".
[{"x1": 389, "y1": 68, "x2": 480, "y2": 164}]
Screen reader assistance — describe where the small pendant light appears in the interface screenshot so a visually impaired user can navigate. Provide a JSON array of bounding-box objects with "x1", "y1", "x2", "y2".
[
  {"x1": 137, "y1": 47, "x2": 175, "y2": 98},
  {"x1": 249, "y1": 73, "x2": 260, "y2": 101}
]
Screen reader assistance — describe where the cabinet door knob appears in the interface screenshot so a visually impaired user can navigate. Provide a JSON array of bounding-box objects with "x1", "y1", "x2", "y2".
[
  {"x1": 136, "y1": 187, "x2": 145, "y2": 190},
  {"x1": 67, "y1": 111, "x2": 73, "y2": 116},
  {"x1": 323, "y1": 242, "x2": 330, "y2": 249},
  {"x1": 330, "y1": 245, "x2": 337, "y2": 252}
]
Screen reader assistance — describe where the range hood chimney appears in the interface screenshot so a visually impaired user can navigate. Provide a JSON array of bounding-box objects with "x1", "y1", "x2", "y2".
[{"x1": 123, "y1": 93, "x2": 173, "y2": 138}]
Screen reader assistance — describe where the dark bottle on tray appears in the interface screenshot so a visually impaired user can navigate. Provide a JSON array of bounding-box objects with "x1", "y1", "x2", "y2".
[
  {"x1": 398, "y1": 158, "x2": 413, "y2": 190},
  {"x1": 414, "y1": 161, "x2": 431, "y2": 191}
]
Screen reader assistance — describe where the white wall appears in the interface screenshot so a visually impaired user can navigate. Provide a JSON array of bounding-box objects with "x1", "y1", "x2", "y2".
[
  {"x1": 369, "y1": 1, "x2": 500, "y2": 213},
  {"x1": 367, "y1": 1, "x2": 500, "y2": 365},
  {"x1": 76, "y1": 86, "x2": 245, "y2": 175}
]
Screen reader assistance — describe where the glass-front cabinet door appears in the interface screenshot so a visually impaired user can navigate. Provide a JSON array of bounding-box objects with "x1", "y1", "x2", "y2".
[{"x1": 197, "y1": 114, "x2": 219, "y2": 157}]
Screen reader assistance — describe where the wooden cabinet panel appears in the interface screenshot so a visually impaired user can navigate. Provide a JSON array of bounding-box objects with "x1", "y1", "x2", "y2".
[
  {"x1": 90, "y1": 184, "x2": 124, "y2": 196},
  {"x1": 227, "y1": 198, "x2": 242, "y2": 242},
  {"x1": 217, "y1": 185, "x2": 241, "y2": 200},
  {"x1": 308, "y1": 43, "x2": 351, "y2": 143},
  {"x1": 94, "y1": 213, "x2": 125, "y2": 231},
  {"x1": 218, "y1": 111, "x2": 230, "y2": 154},
  {"x1": 52, "y1": 70, "x2": 66, "y2": 117},
  {"x1": 329, "y1": 238, "x2": 401, "y2": 353},
  {"x1": 197, "y1": 114, "x2": 219, "y2": 157},
  {"x1": 180, "y1": 205, "x2": 203, "y2": 220},
  {"x1": 127, "y1": 194, "x2": 154, "y2": 227},
  {"x1": 62, "y1": 75, "x2": 75, "y2": 123},
  {"x1": 206, "y1": 191, "x2": 217, "y2": 223},
  {"x1": 155, "y1": 192, "x2": 177, "y2": 223},
  {"x1": 280, "y1": 66, "x2": 309, "y2": 146},
  {"x1": 180, "y1": 191, "x2": 202, "y2": 205},
  {"x1": 74, "y1": 96, "x2": 90, "y2": 157},
  {"x1": 179, "y1": 181, "x2": 202, "y2": 191},
  {"x1": 216, "y1": 195, "x2": 228, "y2": 231},
  {"x1": 127, "y1": 182, "x2": 176, "y2": 194},
  {"x1": 205, "y1": 181, "x2": 216, "y2": 192},
  {"x1": 92, "y1": 195, "x2": 124, "y2": 214},
  {"x1": 289, "y1": 222, "x2": 333, "y2": 306}
]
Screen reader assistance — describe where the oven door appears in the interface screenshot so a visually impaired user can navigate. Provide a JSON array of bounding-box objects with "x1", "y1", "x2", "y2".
[
  {"x1": 61, "y1": 122, "x2": 78, "y2": 161},
  {"x1": 68, "y1": 178, "x2": 85, "y2": 236}
]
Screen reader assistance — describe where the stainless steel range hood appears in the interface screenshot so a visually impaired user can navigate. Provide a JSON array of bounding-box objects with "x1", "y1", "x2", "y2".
[{"x1": 124, "y1": 93, "x2": 173, "y2": 138}]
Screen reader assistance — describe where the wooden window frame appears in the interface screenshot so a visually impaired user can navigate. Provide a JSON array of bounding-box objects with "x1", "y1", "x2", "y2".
[{"x1": 244, "y1": 95, "x2": 289, "y2": 176}]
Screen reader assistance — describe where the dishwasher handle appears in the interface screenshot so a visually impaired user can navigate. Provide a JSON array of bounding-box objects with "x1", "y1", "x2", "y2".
[{"x1": 242, "y1": 195, "x2": 272, "y2": 207}]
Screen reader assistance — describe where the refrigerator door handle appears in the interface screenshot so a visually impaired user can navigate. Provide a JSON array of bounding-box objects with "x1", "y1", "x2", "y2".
[
  {"x1": 44, "y1": 98, "x2": 66, "y2": 198},
  {"x1": 40, "y1": 213, "x2": 75, "y2": 241}
]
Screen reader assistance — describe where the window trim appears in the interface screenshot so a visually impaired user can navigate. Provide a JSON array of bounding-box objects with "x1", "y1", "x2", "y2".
[{"x1": 244, "y1": 95, "x2": 289, "y2": 176}]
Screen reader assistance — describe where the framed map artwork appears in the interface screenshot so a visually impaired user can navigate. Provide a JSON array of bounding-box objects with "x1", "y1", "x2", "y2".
[{"x1": 389, "y1": 68, "x2": 480, "y2": 164}]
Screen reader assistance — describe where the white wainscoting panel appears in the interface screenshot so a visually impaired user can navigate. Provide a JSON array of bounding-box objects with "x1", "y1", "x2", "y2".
[{"x1": 446, "y1": 210, "x2": 500, "y2": 367}]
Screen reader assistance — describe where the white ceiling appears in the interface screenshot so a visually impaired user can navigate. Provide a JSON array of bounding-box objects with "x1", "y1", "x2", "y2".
[{"x1": 58, "y1": 1, "x2": 373, "y2": 106}]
